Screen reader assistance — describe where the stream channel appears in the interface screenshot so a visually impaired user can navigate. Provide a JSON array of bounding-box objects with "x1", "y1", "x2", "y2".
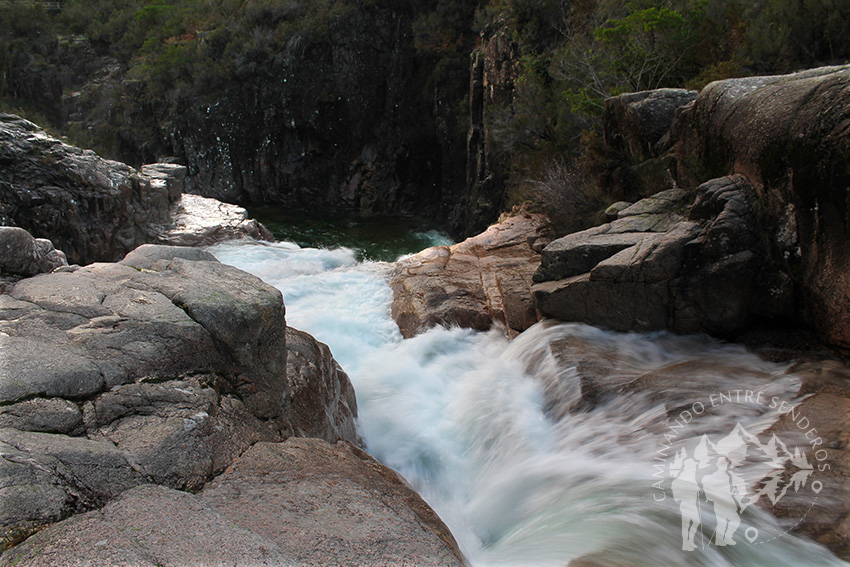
[{"x1": 209, "y1": 212, "x2": 846, "y2": 567}]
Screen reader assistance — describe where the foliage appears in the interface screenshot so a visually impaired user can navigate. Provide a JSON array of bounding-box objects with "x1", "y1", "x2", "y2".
[
  {"x1": 513, "y1": 155, "x2": 612, "y2": 235},
  {"x1": 1, "y1": 0, "x2": 849, "y2": 230}
]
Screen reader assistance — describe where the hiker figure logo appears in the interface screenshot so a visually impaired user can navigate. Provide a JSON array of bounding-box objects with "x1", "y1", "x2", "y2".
[{"x1": 668, "y1": 422, "x2": 819, "y2": 551}]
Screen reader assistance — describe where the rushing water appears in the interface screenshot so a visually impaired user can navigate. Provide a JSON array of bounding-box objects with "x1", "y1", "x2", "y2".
[{"x1": 209, "y1": 235, "x2": 847, "y2": 567}]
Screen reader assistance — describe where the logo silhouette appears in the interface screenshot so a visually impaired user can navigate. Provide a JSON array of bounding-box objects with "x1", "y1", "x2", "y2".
[{"x1": 668, "y1": 423, "x2": 814, "y2": 551}]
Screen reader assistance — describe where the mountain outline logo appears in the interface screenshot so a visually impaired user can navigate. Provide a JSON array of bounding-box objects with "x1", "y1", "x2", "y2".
[{"x1": 668, "y1": 421, "x2": 818, "y2": 551}]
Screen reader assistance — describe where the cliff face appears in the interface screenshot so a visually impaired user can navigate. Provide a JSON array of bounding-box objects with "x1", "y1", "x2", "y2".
[
  {"x1": 463, "y1": 31, "x2": 520, "y2": 237},
  {"x1": 47, "y1": 3, "x2": 489, "y2": 237},
  {"x1": 0, "y1": 114, "x2": 174, "y2": 265},
  {"x1": 532, "y1": 65, "x2": 850, "y2": 351},
  {"x1": 17, "y1": 3, "x2": 514, "y2": 239},
  {"x1": 672, "y1": 65, "x2": 850, "y2": 348},
  {"x1": 164, "y1": 5, "x2": 444, "y2": 217}
]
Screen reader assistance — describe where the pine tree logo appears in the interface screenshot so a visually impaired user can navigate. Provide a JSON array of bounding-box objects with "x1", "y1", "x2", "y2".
[{"x1": 668, "y1": 422, "x2": 817, "y2": 551}]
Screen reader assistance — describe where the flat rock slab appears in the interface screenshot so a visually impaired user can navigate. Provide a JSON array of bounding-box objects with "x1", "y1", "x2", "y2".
[
  {"x1": 1, "y1": 439, "x2": 468, "y2": 567},
  {"x1": 154, "y1": 193, "x2": 274, "y2": 247},
  {"x1": 533, "y1": 231, "x2": 647, "y2": 282},
  {"x1": 199, "y1": 438, "x2": 467, "y2": 567}
]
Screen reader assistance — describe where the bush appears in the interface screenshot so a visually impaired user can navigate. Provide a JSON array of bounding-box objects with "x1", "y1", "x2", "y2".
[{"x1": 513, "y1": 156, "x2": 611, "y2": 236}]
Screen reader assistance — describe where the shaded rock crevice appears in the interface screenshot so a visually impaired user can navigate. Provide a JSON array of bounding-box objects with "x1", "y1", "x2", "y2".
[{"x1": 533, "y1": 175, "x2": 779, "y2": 336}]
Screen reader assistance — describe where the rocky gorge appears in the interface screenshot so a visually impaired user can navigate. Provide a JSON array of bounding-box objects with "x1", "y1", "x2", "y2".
[
  {"x1": 2, "y1": 63, "x2": 850, "y2": 564},
  {"x1": 0, "y1": 237, "x2": 466, "y2": 565},
  {"x1": 0, "y1": 118, "x2": 466, "y2": 564},
  {"x1": 384, "y1": 65, "x2": 850, "y2": 558}
]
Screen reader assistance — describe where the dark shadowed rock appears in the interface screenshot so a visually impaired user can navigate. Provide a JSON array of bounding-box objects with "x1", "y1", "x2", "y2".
[
  {"x1": 601, "y1": 89, "x2": 697, "y2": 200},
  {"x1": 0, "y1": 227, "x2": 66, "y2": 279},
  {"x1": 391, "y1": 213, "x2": 551, "y2": 338},
  {"x1": 0, "y1": 115, "x2": 174, "y2": 265},
  {"x1": 199, "y1": 439, "x2": 467, "y2": 567},
  {"x1": 533, "y1": 175, "x2": 777, "y2": 336},
  {"x1": 464, "y1": 30, "x2": 521, "y2": 236},
  {"x1": 604, "y1": 89, "x2": 698, "y2": 162},
  {"x1": 672, "y1": 65, "x2": 850, "y2": 348}
]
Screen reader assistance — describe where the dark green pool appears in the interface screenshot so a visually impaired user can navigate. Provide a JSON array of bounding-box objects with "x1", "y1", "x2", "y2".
[{"x1": 248, "y1": 207, "x2": 454, "y2": 262}]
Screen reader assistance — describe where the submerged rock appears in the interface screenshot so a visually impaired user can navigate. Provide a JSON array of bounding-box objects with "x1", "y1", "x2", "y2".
[{"x1": 391, "y1": 213, "x2": 552, "y2": 338}]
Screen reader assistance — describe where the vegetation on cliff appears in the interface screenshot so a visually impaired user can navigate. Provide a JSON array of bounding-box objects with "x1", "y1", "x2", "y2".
[
  {"x1": 1, "y1": 0, "x2": 848, "y2": 234},
  {"x1": 472, "y1": 0, "x2": 850, "y2": 230}
]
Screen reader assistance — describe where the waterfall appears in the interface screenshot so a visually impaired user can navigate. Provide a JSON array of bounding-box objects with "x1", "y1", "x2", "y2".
[{"x1": 210, "y1": 239, "x2": 847, "y2": 567}]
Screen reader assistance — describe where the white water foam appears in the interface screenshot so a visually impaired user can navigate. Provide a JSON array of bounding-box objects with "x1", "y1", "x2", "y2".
[{"x1": 210, "y1": 239, "x2": 848, "y2": 567}]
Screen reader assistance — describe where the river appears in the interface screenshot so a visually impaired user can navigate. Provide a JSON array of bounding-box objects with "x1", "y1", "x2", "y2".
[{"x1": 208, "y1": 223, "x2": 847, "y2": 567}]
